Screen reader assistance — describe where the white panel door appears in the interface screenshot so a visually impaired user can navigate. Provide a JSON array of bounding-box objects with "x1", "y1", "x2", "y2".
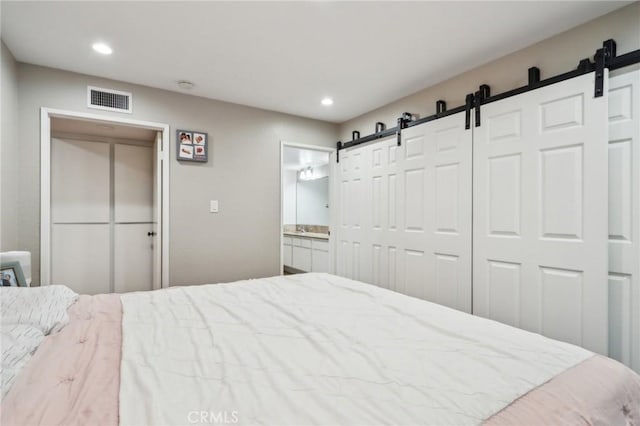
[
  {"x1": 336, "y1": 146, "x2": 370, "y2": 281},
  {"x1": 51, "y1": 224, "x2": 110, "y2": 295},
  {"x1": 337, "y1": 138, "x2": 387, "y2": 284},
  {"x1": 114, "y1": 143, "x2": 154, "y2": 292},
  {"x1": 336, "y1": 111, "x2": 472, "y2": 313},
  {"x1": 51, "y1": 138, "x2": 110, "y2": 294},
  {"x1": 51, "y1": 138, "x2": 110, "y2": 223},
  {"x1": 608, "y1": 69, "x2": 640, "y2": 372},
  {"x1": 473, "y1": 72, "x2": 609, "y2": 354},
  {"x1": 114, "y1": 224, "x2": 153, "y2": 293},
  {"x1": 114, "y1": 144, "x2": 154, "y2": 223},
  {"x1": 51, "y1": 138, "x2": 155, "y2": 294},
  {"x1": 397, "y1": 114, "x2": 472, "y2": 312}
]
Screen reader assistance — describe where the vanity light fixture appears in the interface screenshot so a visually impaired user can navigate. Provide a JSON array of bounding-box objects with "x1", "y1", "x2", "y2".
[
  {"x1": 92, "y1": 42, "x2": 113, "y2": 55},
  {"x1": 299, "y1": 166, "x2": 314, "y2": 180}
]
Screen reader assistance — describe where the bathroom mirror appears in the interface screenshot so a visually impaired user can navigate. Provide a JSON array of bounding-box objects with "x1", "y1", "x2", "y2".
[{"x1": 296, "y1": 176, "x2": 329, "y2": 226}]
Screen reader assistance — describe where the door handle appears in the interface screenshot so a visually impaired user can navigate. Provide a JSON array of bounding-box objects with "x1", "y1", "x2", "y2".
[{"x1": 147, "y1": 231, "x2": 157, "y2": 237}]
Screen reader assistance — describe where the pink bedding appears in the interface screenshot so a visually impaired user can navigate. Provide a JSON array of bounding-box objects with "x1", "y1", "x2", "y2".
[
  {"x1": 485, "y1": 355, "x2": 640, "y2": 425},
  {"x1": 2, "y1": 292, "x2": 640, "y2": 425},
  {"x1": 1, "y1": 294, "x2": 121, "y2": 426}
]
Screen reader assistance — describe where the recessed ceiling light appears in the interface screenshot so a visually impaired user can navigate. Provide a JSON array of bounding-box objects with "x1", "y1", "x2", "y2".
[
  {"x1": 92, "y1": 42, "x2": 112, "y2": 55},
  {"x1": 321, "y1": 97, "x2": 334, "y2": 106},
  {"x1": 178, "y1": 80, "x2": 195, "y2": 90}
]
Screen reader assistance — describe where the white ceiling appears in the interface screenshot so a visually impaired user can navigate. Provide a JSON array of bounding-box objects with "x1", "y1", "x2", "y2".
[
  {"x1": 283, "y1": 146, "x2": 329, "y2": 171},
  {"x1": 1, "y1": 1, "x2": 629, "y2": 123}
]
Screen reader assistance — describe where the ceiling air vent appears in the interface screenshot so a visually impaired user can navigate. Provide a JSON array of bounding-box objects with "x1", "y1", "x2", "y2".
[{"x1": 87, "y1": 86, "x2": 132, "y2": 113}]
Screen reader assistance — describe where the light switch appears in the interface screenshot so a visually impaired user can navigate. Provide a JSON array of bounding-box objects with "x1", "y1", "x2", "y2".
[{"x1": 210, "y1": 200, "x2": 219, "y2": 213}]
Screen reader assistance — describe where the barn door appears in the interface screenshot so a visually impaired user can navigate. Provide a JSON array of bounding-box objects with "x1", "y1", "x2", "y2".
[
  {"x1": 336, "y1": 143, "x2": 370, "y2": 281},
  {"x1": 336, "y1": 111, "x2": 472, "y2": 313},
  {"x1": 396, "y1": 113, "x2": 472, "y2": 312},
  {"x1": 336, "y1": 135, "x2": 403, "y2": 289},
  {"x1": 608, "y1": 69, "x2": 640, "y2": 371},
  {"x1": 473, "y1": 71, "x2": 609, "y2": 354}
]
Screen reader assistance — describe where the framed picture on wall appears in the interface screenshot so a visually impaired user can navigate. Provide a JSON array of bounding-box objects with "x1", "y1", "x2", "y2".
[
  {"x1": 177, "y1": 130, "x2": 208, "y2": 162},
  {"x1": 1, "y1": 261, "x2": 26, "y2": 287}
]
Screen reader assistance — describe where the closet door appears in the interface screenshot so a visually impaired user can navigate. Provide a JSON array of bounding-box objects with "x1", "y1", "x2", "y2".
[
  {"x1": 397, "y1": 113, "x2": 472, "y2": 312},
  {"x1": 51, "y1": 138, "x2": 111, "y2": 294},
  {"x1": 336, "y1": 111, "x2": 472, "y2": 313},
  {"x1": 608, "y1": 69, "x2": 640, "y2": 371},
  {"x1": 336, "y1": 135, "x2": 401, "y2": 289},
  {"x1": 336, "y1": 144, "x2": 370, "y2": 281},
  {"x1": 368, "y1": 136, "x2": 401, "y2": 291},
  {"x1": 50, "y1": 137, "x2": 155, "y2": 294},
  {"x1": 113, "y1": 143, "x2": 154, "y2": 293},
  {"x1": 473, "y1": 71, "x2": 609, "y2": 354}
]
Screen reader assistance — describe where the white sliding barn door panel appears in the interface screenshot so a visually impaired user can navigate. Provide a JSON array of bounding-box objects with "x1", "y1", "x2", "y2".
[
  {"x1": 398, "y1": 114, "x2": 472, "y2": 312},
  {"x1": 473, "y1": 72, "x2": 609, "y2": 354},
  {"x1": 608, "y1": 69, "x2": 640, "y2": 372},
  {"x1": 336, "y1": 145, "x2": 372, "y2": 282},
  {"x1": 335, "y1": 111, "x2": 472, "y2": 313},
  {"x1": 368, "y1": 136, "x2": 402, "y2": 292}
]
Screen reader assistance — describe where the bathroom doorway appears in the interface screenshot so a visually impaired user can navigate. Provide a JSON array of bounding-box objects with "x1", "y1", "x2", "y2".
[{"x1": 280, "y1": 142, "x2": 334, "y2": 275}]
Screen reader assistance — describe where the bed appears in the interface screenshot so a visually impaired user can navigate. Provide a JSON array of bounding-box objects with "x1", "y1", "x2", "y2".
[{"x1": 2, "y1": 273, "x2": 639, "y2": 425}]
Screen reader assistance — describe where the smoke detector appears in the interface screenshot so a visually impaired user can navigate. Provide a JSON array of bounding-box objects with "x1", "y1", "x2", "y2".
[{"x1": 178, "y1": 81, "x2": 194, "y2": 90}]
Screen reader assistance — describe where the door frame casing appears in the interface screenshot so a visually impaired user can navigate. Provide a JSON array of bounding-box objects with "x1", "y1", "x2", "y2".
[
  {"x1": 279, "y1": 141, "x2": 335, "y2": 275},
  {"x1": 40, "y1": 107, "x2": 170, "y2": 288}
]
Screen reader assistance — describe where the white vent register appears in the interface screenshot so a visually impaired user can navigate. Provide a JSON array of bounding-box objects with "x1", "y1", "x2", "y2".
[{"x1": 87, "y1": 86, "x2": 132, "y2": 113}]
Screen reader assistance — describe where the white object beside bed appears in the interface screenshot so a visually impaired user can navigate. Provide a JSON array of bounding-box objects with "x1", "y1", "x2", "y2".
[{"x1": 0, "y1": 251, "x2": 32, "y2": 287}]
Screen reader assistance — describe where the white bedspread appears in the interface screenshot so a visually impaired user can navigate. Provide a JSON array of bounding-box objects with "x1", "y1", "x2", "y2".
[{"x1": 120, "y1": 273, "x2": 591, "y2": 425}]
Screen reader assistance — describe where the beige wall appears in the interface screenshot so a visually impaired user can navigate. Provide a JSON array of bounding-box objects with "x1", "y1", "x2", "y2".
[
  {"x1": 339, "y1": 2, "x2": 640, "y2": 140},
  {"x1": 1, "y1": 41, "x2": 20, "y2": 251},
  {"x1": 16, "y1": 64, "x2": 338, "y2": 286}
]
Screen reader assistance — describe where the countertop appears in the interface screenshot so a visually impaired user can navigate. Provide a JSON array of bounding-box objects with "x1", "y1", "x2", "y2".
[{"x1": 283, "y1": 231, "x2": 329, "y2": 240}]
